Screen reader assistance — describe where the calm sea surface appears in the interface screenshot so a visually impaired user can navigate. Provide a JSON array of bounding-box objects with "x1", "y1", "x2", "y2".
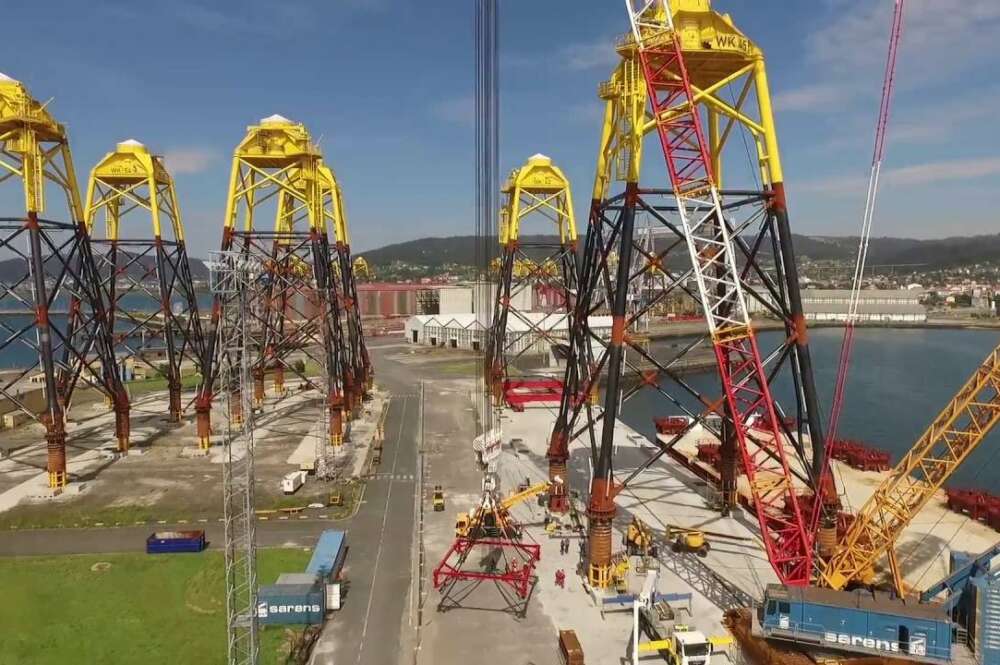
[{"x1": 617, "y1": 327, "x2": 1000, "y2": 492}]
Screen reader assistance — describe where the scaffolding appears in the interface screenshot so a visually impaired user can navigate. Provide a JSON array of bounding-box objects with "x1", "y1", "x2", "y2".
[{"x1": 210, "y1": 250, "x2": 261, "y2": 665}]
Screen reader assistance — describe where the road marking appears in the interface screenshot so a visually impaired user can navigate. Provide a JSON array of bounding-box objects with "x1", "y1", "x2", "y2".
[{"x1": 356, "y1": 394, "x2": 407, "y2": 665}]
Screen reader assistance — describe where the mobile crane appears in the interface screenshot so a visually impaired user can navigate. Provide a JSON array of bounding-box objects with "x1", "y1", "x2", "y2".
[{"x1": 454, "y1": 481, "x2": 552, "y2": 539}]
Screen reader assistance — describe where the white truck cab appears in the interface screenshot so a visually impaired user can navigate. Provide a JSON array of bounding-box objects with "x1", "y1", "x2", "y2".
[{"x1": 673, "y1": 630, "x2": 713, "y2": 665}]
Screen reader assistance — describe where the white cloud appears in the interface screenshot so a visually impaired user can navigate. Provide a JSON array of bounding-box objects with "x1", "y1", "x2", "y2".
[
  {"x1": 775, "y1": 0, "x2": 1000, "y2": 114},
  {"x1": 809, "y1": 0, "x2": 1000, "y2": 81},
  {"x1": 888, "y1": 157, "x2": 1000, "y2": 186},
  {"x1": 163, "y1": 147, "x2": 219, "y2": 175},
  {"x1": 772, "y1": 83, "x2": 850, "y2": 112},
  {"x1": 430, "y1": 96, "x2": 474, "y2": 127},
  {"x1": 558, "y1": 36, "x2": 619, "y2": 71},
  {"x1": 796, "y1": 157, "x2": 1000, "y2": 196}
]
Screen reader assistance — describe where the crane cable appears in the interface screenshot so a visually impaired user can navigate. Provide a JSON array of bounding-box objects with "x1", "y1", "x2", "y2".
[{"x1": 825, "y1": 0, "x2": 905, "y2": 452}]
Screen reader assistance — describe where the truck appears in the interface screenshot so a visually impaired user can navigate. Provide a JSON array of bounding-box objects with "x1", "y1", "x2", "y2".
[
  {"x1": 282, "y1": 470, "x2": 307, "y2": 494},
  {"x1": 256, "y1": 582, "x2": 325, "y2": 625},
  {"x1": 146, "y1": 530, "x2": 207, "y2": 554},
  {"x1": 638, "y1": 626, "x2": 719, "y2": 665},
  {"x1": 755, "y1": 583, "x2": 953, "y2": 663}
]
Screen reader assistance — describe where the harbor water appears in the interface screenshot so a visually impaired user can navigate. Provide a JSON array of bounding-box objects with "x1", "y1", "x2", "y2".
[{"x1": 618, "y1": 326, "x2": 1000, "y2": 493}]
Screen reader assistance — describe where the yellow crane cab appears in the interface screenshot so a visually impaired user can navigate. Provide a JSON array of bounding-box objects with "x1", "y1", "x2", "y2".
[
  {"x1": 670, "y1": 528, "x2": 710, "y2": 558},
  {"x1": 455, "y1": 511, "x2": 471, "y2": 538},
  {"x1": 626, "y1": 517, "x2": 654, "y2": 556}
]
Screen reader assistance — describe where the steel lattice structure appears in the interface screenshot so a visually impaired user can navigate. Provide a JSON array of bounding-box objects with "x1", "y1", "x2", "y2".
[
  {"x1": 323, "y1": 164, "x2": 372, "y2": 408},
  {"x1": 549, "y1": 1, "x2": 827, "y2": 587},
  {"x1": 85, "y1": 140, "x2": 205, "y2": 423},
  {"x1": 196, "y1": 115, "x2": 353, "y2": 451},
  {"x1": 210, "y1": 250, "x2": 261, "y2": 665},
  {"x1": 0, "y1": 74, "x2": 128, "y2": 487},
  {"x1": 486, "y1": 155, "x2": 580, "y2": 512}
]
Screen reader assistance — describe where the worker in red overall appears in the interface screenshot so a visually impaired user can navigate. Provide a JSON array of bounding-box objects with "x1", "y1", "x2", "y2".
[{"x1": 555, "y1": 569, "x2": 565, "y2": 588}]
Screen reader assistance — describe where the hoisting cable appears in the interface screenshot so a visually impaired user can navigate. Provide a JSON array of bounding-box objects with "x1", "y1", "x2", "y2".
[{"x1": 814, "y1": 1, "x2": 905, "y2": 534}]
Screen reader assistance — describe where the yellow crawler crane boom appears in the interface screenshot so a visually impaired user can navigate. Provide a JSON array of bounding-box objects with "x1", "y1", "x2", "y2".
[
  {"x1": 819, "y1": 343, "x2": 1000, "y2": 591},
  {"x1": 501, "y1": 481, "x2": 551, "y2": 511}
]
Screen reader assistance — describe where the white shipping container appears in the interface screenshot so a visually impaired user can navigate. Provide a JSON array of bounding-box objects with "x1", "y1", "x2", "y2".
[{"x1": 282, "y1": 470, "x2": 307, "y2": 494}]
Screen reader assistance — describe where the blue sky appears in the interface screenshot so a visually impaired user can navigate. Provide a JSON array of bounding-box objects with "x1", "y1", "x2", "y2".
[{"x1": 2, "y1": 0, "x2": 997, "y2": 254}]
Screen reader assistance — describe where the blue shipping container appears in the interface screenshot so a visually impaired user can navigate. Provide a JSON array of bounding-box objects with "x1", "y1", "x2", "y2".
[
  {"x1": 973, "y1": 574, "x2": 1000, "y2": 665},
  {"x1": 257, "y1": 583, "x2": 325, "y2": 625},
  {"x1": 146, "y1": 530, "x2": 206, "y2": 554},
  {"x1": 305, "y1": 530, "x2": 347, "y2": 580}
]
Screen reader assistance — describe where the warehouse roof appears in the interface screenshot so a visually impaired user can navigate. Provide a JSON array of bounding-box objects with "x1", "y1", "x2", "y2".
[
  {"x1": 407, "y1": 312, "x2": 613, "y2": 333},
  {"x1": 802, "y1": 302, "x2": 925, "y2": 314},
  {"x1": 800, "y1": 289, "x2": 921, "y2": 301}
]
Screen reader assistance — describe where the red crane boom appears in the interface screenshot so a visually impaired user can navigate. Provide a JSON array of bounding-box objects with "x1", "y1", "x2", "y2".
[{"x1": 625, "y1": 0, "x2": 813, "y2": 585}]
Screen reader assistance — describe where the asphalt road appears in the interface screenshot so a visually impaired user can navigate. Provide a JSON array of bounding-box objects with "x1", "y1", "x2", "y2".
[
  {"x1": 309, "y1": 340, "x2": 420, "y2": 665},
  {"x1": 0, "y1": 519, "x2": 333, "y2": 556}
]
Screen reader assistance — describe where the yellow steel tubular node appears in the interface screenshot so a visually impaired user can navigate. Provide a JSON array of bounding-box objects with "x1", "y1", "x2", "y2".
[
  {"x1": 596, "y1": 0, "x2": 785, "y2": 196},
  {"x1": 319, "y1": 163, "x2": 349, "y2": 247},
  {"x1": 85, "y1": 140, "x2": 184, "y2": 242},
  {"x1": 499, "y1": 153, "x2": 577, "y2": 246},
  {"x1": 224, "y1": 114, "x2": 323, "y2": 235},
  {"x1": 0, "y1": 74, "x2": 85, "y2": 219},
  {"x1": 819, "y1": 343, "x2": 1000, "y2": 591}
]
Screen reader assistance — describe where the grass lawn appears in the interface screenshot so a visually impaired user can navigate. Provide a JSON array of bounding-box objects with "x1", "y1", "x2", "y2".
[{"x1": 0, "y1": 548, "x2": 314, "y2": 665}]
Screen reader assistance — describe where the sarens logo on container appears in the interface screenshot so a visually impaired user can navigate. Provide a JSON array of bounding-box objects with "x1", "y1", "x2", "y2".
[
  {"x1": 823, "y1": 633, "x2": 926, "y2": 656},
  {"x1": 256, "y1": 601, "x2": 321, "y2": 617}
]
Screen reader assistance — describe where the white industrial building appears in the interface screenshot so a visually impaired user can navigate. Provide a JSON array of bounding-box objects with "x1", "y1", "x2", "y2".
[
  {"x1": 405, "y1": 312, "x2": 613, "y2": 353},
  {"x1": 747, "y1": 289, "x2": 926, "y2": 323},
  {"x1": 436, "y1": 283, "x2": 533, "y2": 315},
  {"x1": 801, "y1": 289, "x2": 926, "y2": 323}
]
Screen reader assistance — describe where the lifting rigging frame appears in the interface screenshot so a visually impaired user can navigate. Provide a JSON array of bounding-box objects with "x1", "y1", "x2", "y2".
[
  {"x1": 85, "y1": 139, "x2": 205, "y2": 424},
  {"x1": 0, "y1": 73, "x2": 128, "y2": 486}
]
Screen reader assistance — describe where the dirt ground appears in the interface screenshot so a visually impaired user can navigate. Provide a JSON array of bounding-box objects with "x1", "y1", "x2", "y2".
[{"x1": 0, "y1": 381, "x2": 383, "y2": 528}]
